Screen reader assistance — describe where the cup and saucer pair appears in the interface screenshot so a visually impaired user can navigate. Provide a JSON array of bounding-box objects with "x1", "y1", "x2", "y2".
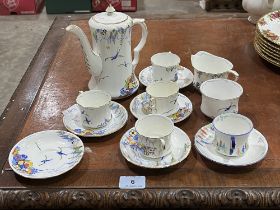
[
  {"x1": 139, "y1": 52, "x2": 194, "y2": 89},
  {"x1": 194, "y1": 114, "x2": 268, "y2": 166},
  {"x1": 130, "y1": 92, "x2": 193, "y2": 123},
  {"x1": 119, "y1": 115, "x2": 191, "y2": 169},
  {"x1": 63, "y1": 90, "x2": 128, "y2": 137},
  {"x1": 139, "y1": 65, "x2": 194, "y2": 89}
]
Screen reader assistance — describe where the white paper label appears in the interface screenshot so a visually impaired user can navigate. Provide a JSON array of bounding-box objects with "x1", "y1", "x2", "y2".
[{"x1": 119, "y1": 176, "x2": 146, "y2": 189}]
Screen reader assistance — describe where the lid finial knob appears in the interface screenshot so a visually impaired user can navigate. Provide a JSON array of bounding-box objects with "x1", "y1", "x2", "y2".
[{"x1": 106, "y1": 4, "x2": 115, "y2": 16}]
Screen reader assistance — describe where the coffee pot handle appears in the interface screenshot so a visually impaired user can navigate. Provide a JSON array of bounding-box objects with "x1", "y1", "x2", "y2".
[
  {"x1": 227, "y1": 70, "x2": 239, "y2": 81},
  {"x1": 132, "y1": 19, "x2": 148, "y2": 72}
]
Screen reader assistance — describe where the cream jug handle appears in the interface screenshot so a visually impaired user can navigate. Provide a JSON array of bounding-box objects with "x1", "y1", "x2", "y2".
[
  {"x1": 132, "y1": 19, "x2": 148, "y2": 72},
  {"x1": 227, "y1": 70, "x2": 239, "y2": 81}
]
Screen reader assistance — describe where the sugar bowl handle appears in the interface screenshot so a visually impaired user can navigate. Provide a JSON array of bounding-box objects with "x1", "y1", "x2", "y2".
[{"x1": 132, "y1": 19, "x2": 148, "y2": 72}]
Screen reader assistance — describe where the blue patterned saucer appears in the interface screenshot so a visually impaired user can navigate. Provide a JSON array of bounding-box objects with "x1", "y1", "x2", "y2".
[
  {"x1": 63, "y1": 102, "x2": 128, "y2": 137},
  {"x1": 130, "y1": 92, "x2": 193, "y2": 123},
  {"x1": 120, "y1": 127, "x2": 191, "y2": 169},
  {"x1": 8, "y1": 130, "x2": 84, "y2": 179},
  {"x1": 139, "y1": 65, "x2": 193, "y2": 89},
  {"x1": 194, "y1": 124, "x2": 268, "y2": 166}
]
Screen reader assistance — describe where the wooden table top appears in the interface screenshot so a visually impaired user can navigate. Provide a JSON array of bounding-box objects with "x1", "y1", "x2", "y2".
[{"x1": 0, "y1": 16, "x2": 280, "y2": 209}]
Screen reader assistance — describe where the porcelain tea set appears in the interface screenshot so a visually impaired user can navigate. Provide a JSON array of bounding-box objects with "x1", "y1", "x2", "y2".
[{"x1": 8, "y1": 6, "x2": 268, "y2": 179}]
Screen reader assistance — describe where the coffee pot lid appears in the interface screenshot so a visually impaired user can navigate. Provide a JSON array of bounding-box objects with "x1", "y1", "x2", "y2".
[{"x1": 93, "y1": 5, "x2": 128, "y2": 24}]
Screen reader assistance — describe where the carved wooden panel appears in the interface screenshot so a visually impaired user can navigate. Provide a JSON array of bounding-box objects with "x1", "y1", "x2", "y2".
[{"x1": 1, "y1": 189, "x2": 280, "y2": 209}]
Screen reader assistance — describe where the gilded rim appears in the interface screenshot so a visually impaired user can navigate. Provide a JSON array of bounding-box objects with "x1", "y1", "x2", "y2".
[
  {"x1": 256, "y1": 30, "x2": 280, "y2": 50},
  {"x1": 256, "y1": 38, "x2": 280, "y2": 58},
  {"x1": 254, "y1": 41, "x2": 280, "y2": 67},
  {"x1": 255, "y1": 39, "x2": 280, "y2": 60}
]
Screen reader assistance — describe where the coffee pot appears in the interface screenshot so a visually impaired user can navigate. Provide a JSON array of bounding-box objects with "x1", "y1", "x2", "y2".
[
  {"x1": 66, "y1": 5, "x2": 148, "y2": 99},
  {"x1": 242, "y1": 0, "x2": 280, "y2": 24}
]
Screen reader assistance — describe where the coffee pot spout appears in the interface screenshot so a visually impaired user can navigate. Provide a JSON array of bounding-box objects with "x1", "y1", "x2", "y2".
[{"x1": 66, "y1": 25, "x2": 102, "y2": 76}]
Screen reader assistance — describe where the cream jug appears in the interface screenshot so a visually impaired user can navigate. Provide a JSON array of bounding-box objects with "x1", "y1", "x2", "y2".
[
  {"x1": 191, "y1": 51, "x2": 239, "y2": 89},
  {"x1": 66, "y1": 5, "x2": 148, "y2": 99}
]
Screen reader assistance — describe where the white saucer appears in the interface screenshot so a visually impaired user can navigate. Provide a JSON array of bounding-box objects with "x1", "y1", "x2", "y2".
[
  {"x1": 194, "y1": 124, "x2": 268, "y2": 167},
  {"x1": 130, "y1": 92, "x2": 193, "y2": 123},
  {"x1": 120, "y1": 127, "x2": 191, "y2": 169},
  {"x1": 8, "y1": 130, "x2": 84, "y2": 179},
  {"x1": 63, "y1": 102, "x2": 128, "y2": 137},
  {"x1": 139, "y1": 65, "x2": 194, "y2": 89}
]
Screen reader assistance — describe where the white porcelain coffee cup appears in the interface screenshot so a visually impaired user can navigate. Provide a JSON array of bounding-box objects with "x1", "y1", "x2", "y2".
[
  {"x1": 142, "y1": 81, "x2": 179, "y2": 116},
  {"x1": 76, "y1": 90, "x2": 112, "y2": 129},
  {"x1": 151, "y1": 52, "x2": 181, "y2": 82},
  {"x1": 191, "y1": 51, "x2": 239, "y2": 89},
  {"x1": 135, "y1": 114, "x2": 174, "y2": 159},
  {"x1": 200, "y1": 79, "x2": 243, "y2": 118},
  {"x1": 213, "y1": 113, "x2": 253, "y2": 157}
]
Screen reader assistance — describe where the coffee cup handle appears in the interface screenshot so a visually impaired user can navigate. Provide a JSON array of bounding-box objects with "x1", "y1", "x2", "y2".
[
  {"x1": 150, "y1": 97, "x2": 156, "y2": 113},
  {"x1": 227, "y1": 70, "x2": 239, "y2": 81},
  {"x1": 142, "y1": 97, "x2": 156, "y2": 114},
  {"x1": 160, "y1": 138, "x2": 166, "y2": 150}
]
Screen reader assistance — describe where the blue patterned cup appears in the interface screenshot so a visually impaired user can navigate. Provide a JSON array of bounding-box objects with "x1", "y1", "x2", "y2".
[
  {"x1": 151, "y1": 52, "x2": 180, "y2": 82},
  {"x1": 135, "y1": 114, "x2": 174, "y2": 159},
  {"x1": 76, "y1": 90, "x2": 112, "y2": 129},
  {"x1": 142, "y1": 81, "x2": 179, "y2": 116},
  {"x1": 213, "y1": 113, "x2": 253, "y2": 157}
]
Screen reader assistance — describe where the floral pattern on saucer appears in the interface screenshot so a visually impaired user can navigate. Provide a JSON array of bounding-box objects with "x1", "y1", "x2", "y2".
[
  {"x1": 130, "y1": 92, "x2": 193, "y2": 123},
  {"x1": 120, "y1": 127, "x2": 191, "y2": 169},
  {"x1": 63, "y1": 102, "x2": 128, "y2": 137},
  {"x1": 194, "y1": 124, "x2": 268, "y2": 167},
  {"x1": 139, "y1": 66, "x2": 193, "y2": 89},
  {"x1": 9, "y1": 130, "x2": 84, "y2": 179}
]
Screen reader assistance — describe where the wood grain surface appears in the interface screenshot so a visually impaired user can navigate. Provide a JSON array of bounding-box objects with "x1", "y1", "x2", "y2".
[{"x1": 0, "y1": 17, "x2": 280, "y2": 209}]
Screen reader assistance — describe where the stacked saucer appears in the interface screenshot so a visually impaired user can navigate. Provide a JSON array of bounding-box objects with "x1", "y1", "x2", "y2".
[{"x1": 254, "y1": 10, "x2": 280, "y2": 67}]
